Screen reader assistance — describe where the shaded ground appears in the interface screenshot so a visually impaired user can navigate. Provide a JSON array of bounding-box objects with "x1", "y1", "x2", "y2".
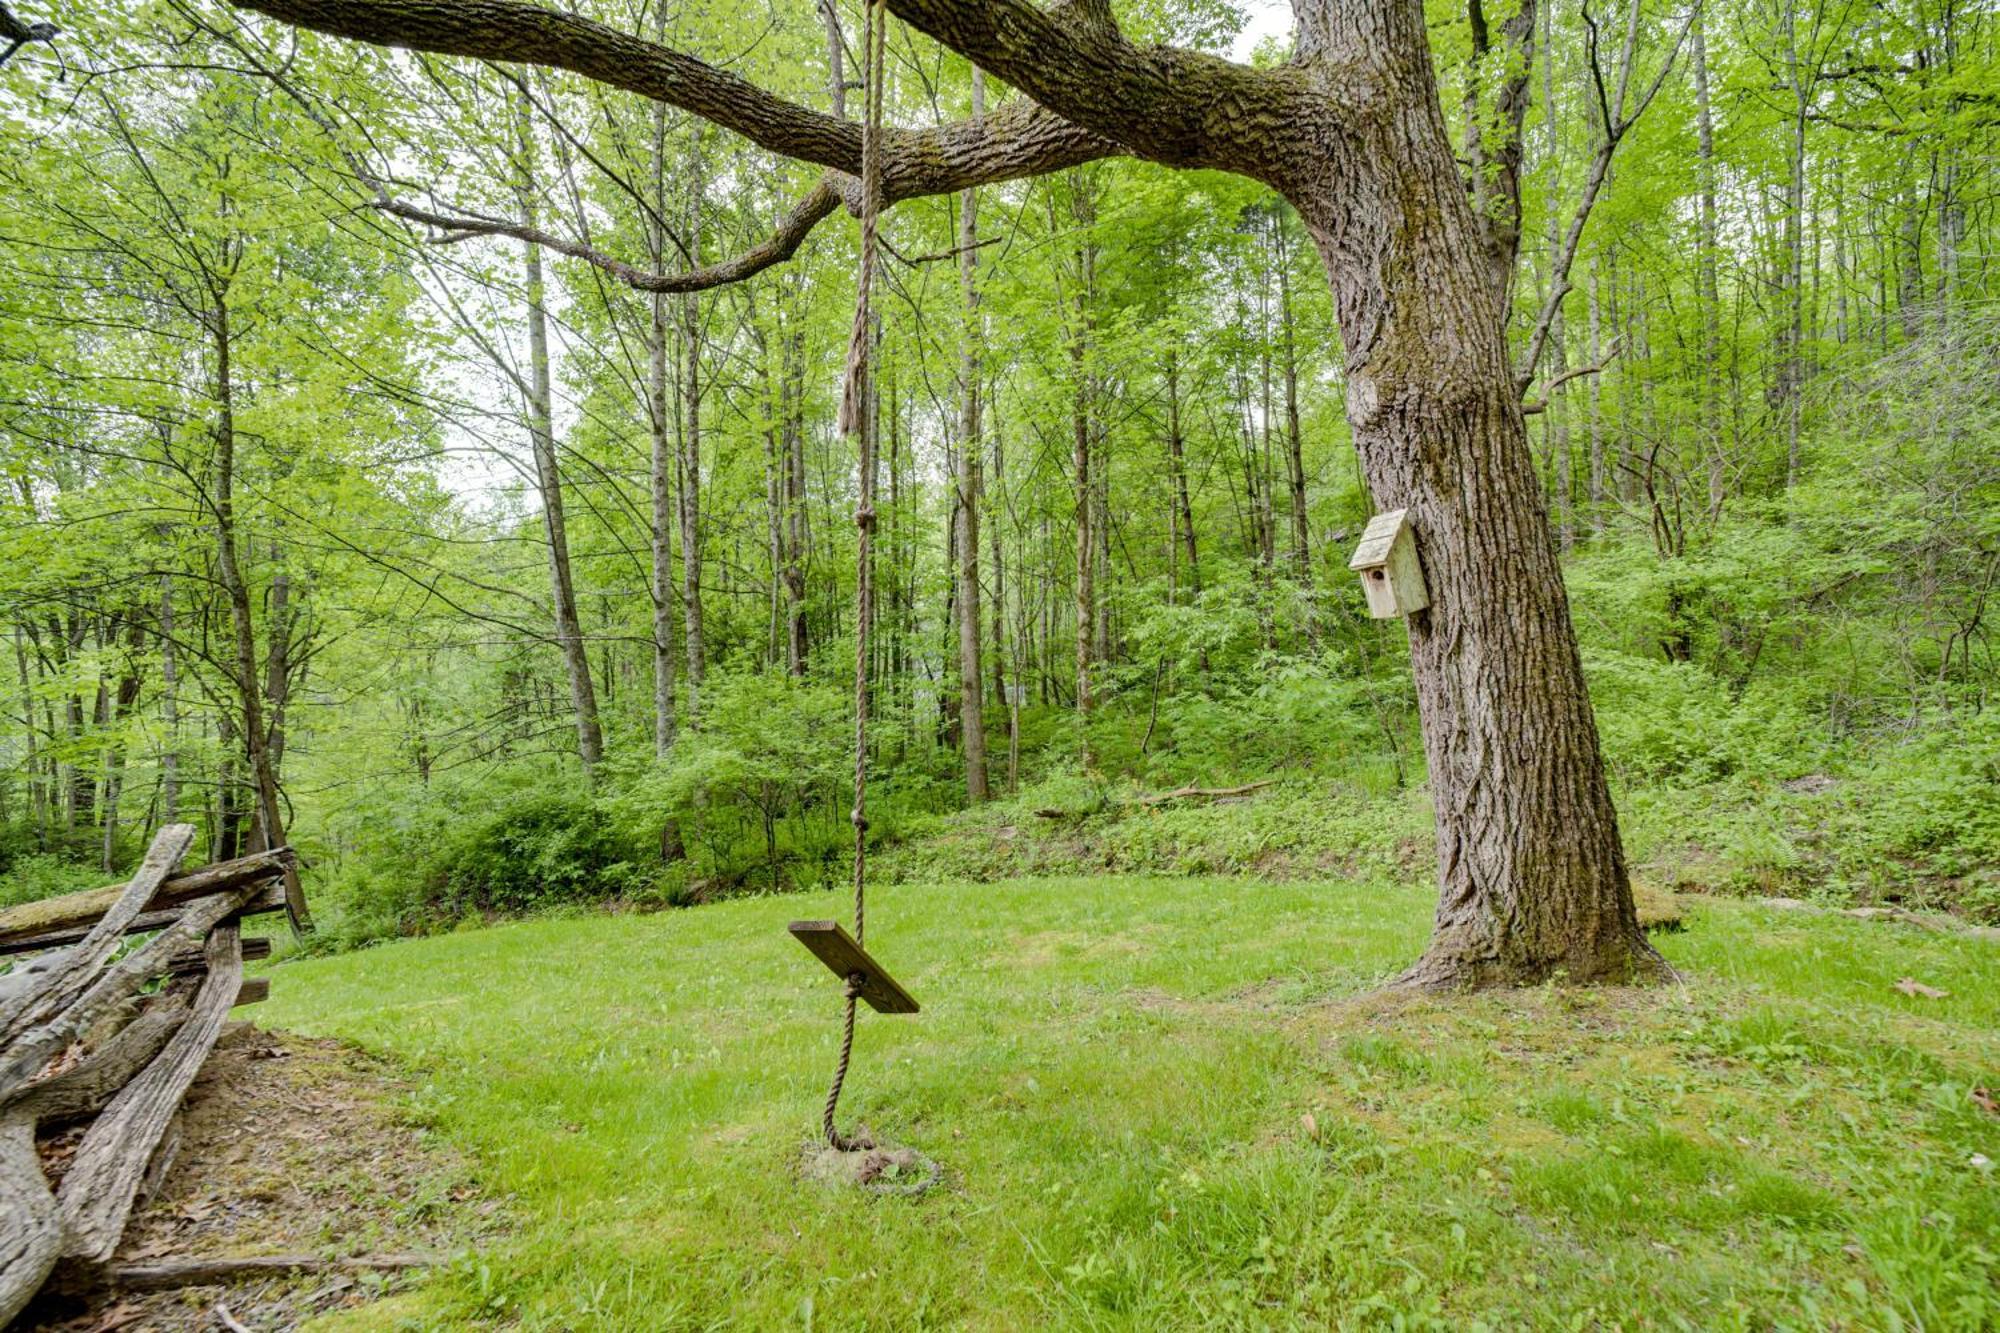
[{"x1": 25, "y1": 1022, "x2": 495, "y2": 1332}]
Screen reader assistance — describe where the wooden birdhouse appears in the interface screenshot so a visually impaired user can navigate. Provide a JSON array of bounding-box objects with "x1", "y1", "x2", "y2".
[{"x1": 1347, "y1": 509, "x2": 1429, "y2": 619}]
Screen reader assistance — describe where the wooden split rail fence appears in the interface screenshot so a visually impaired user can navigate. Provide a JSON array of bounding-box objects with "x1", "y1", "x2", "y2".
[{"x1": 0, "y1": 824, "x2": 297, "y2": 1323}]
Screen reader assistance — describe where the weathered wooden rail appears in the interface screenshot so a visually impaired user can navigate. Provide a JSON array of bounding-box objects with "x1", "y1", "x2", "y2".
[{"x1": 0, "y1": 825, "x2": 296, "y2": 1323}]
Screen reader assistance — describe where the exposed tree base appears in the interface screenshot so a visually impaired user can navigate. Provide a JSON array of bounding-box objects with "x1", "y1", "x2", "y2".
[{"x1": 1395, "y1": 925, "x2": 1675, "y2": 991}]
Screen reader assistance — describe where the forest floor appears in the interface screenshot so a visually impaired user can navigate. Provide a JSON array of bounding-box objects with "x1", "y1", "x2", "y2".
[
  {"x1": 238, "y1": 875, "x2": 1996, "y2": 1330},
  {"x1": 23, "y1": 1024, "x2": 496, "y2": 1332}
]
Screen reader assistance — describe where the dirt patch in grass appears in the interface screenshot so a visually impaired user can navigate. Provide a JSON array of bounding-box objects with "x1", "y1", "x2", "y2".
[
  {"x1": 24, "y1": 1022, "x2": 496, "y2": 1332},
  {"x1": 796, "y1": 1131, "x2": 942, "y2": 1195}
]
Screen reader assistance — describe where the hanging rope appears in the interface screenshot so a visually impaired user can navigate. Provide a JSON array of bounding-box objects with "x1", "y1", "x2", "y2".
[{"x1": 822, "y1": 0, "x2": 887, "y2": 1154}]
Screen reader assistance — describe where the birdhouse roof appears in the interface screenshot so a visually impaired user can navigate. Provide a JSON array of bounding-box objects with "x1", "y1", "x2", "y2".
[{"x1": 1348, "y1": 509, "x2": 1413, "y2": 570}]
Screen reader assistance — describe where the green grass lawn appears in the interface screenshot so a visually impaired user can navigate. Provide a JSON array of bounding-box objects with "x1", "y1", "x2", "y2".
[{"x1": 257, "y1": 876, "x2": 2000, "y2": 1331}]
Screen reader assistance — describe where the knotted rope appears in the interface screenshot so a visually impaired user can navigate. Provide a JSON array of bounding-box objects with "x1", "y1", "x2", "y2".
[{"x1": 822, "y1": 0, "x2": 887, "y2": 1154}]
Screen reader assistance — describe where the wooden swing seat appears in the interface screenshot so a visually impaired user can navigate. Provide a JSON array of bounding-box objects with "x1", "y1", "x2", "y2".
[{"x1": 788, "y1": 921, "x2": 920, "y2": 1014}]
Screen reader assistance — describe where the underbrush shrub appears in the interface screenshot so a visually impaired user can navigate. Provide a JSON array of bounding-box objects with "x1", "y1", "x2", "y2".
[
  {"x1": 423, "y1": 793, "x2": 640, "y2": 919},
  {"x1": 1624, "y1": 710, "x2": 2000, "y2": 920},
  {"x1": 878, "y1": 776, "x2": 1434, "y2": 884},
  {"x1": 0, "y1": 851, "x2": 106, "y2": 910},
  {"x1": 1585, "y1": 650, "x2": 1826, "y2": 787}
]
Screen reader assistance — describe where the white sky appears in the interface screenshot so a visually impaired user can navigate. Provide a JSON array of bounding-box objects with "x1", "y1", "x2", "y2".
[{"x1": 1231, "y1": 0, "x2": 1295, "y2": 61}]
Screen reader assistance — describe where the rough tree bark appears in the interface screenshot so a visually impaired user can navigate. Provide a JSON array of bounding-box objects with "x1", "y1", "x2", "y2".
[{"x1": 237, "y1": 0, "x2": 1665, "y2": 988}]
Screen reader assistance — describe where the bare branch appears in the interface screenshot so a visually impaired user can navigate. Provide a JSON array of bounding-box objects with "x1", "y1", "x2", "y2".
[
  {"x1": 1516, "y1": 2, "x2": 1697, "y2": 393},
  {"x1": 1521, "y1": 336, "x2": 1622, "y2": 413},
  {"x1": 378, "y1": 177, "x2": 841, "y2": 293}
]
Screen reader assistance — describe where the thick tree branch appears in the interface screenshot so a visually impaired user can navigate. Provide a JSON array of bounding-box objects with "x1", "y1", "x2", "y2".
[
  {"x1": 232, "y1": 0, "x2": 1124, "y2": 201},
  {"x1": 884, "y1": 0, "x2": 1311, "y2": 182}
]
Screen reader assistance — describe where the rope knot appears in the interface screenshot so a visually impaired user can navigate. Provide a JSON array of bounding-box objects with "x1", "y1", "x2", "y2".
[
  {"x1": 854, "y1": 505, "x2": 877, "y2": 531},
  {"x1": 843, "y1": 972, "x2": 865, "y2": 1000},
  {"x1": 850, "y1": 807, "x2": 869, "y2": 832}
]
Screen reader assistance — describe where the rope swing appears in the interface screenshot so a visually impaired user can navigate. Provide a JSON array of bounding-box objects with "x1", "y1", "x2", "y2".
[{"x1": 787, "y1": 0, "x2": 932, "y2": 1190}]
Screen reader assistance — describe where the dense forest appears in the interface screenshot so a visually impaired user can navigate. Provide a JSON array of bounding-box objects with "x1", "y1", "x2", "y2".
[{"x1": 2, "y1": 0, "x2": 1996, "y2": 949}]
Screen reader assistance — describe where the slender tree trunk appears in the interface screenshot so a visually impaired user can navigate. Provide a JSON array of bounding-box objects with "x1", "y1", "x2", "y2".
[
  {"x1": 783, "y1": 327, "x2": 810, "y2": 676},
  {"x1": 158, "y1": 573, "x2": 178, "y2": 822},
  {"x1": 13, "y1": 629, "x2": 45, "y2": 847},
  {"x1": 679, "y1": 147, "x2": 708, "y2": 720},
  {"x1": 648, "y1": 286, "x2": 680, "y2": 755},
  {"x1": 1068, "y1": 174, "x2": 1096, "y2": 762},
  {"x1": 517, "y1": 105, "x2": 605, "y2": 779},
  {"x1": 754, "y1": 301, "x2": 785, "y2": 668},
  {"x1": 98, "y1": 621, "x2": 142, "y2": 873},
  {"x1": 1777, "y1": 0, "x2": 1807, "y2": 487},
  {"x1": 988, "y1": 380, "x2": 1008, "y2": 705},
  {"x1": 261, "y1": 559, "x2": 292, "y2": 780},
  {"x1": 1586, "y1": 261, "x2": 1606, "y2": 527},
  {"x1": 1164, "y1": 346, "x2": 1200, "y2": 596},
  {"x1": 1538, "y1": 0, "x2": 1571, "y2": 548},
  {"x1": 209, "y1": 297, "x2": 305, "y2": 927},
  {"x1": 1277, "y1": 211, "x2": 1313, "y2": 622},
  {"x1": 955, "y1": 68, "x2": 990, "y2": 801},
  {"x1": 1251, "y1": 257, "x2": 1278, "y2": 649},
  {"x1": 1692, "y1": 13, "x2": 1724, "y2": 517}
]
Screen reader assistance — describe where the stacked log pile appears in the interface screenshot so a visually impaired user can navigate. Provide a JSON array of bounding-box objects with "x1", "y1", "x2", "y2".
[{"x1": 0, "y1": 824, "x2": 295, "y2": 1323}]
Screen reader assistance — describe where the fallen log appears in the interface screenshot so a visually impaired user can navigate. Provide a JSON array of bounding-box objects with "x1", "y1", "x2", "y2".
[
  {"x1": 0, "y1": 826, "x2": 196, "y2": 1044},
  {"x1": 164, "y1": 936, "x2": 274, "y2": 975},
  {"x1": 0, "y1": 882, "x2": 288, "y2": 959},
  {"x1": 0, "y1": 848, "x2": 294, "y2": 955},
  {"x1": 106, "y1": 1253, "x2": 434, "y2": 1292},
  {"x1": 0, "y1": 1112, "x2": 61, "y2": 1326},
  {"x1": 59, "y1": 925, "x2": 245, "y2": 1266},
  {"x1": 1136, "y1": 779, "x2": 1278, "y2": 807},
  {"x1": 8, "y1": 992, "x2": 194, "y2": 1124},
  {"x1": 1032, "y1": 780, "x2": 1281, "y2": 821},
  {"x1": 0, "y1": 885, "x2": 262, "y2": 1098}
]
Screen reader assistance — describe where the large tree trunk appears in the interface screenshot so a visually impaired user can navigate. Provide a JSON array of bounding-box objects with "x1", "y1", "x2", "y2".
[{"x1": 1294, "y1": 2, "x2": 1663, "y2": 986}]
